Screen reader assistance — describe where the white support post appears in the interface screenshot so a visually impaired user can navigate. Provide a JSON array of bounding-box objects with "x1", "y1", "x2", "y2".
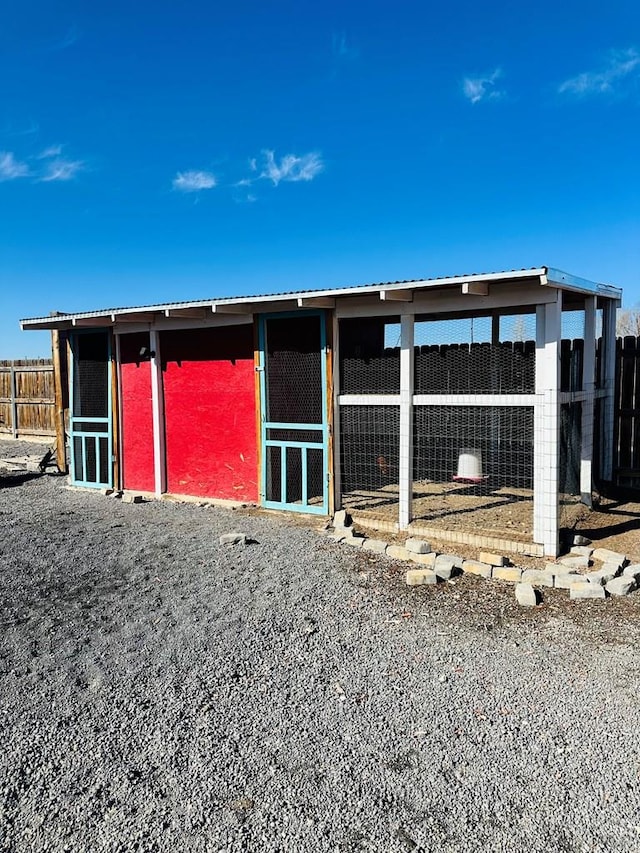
[
  {"x1": 533, "y1": 296, "x2": 561, "y2": 556},
  {"x1": 332, "y1": 312, "x2": 342, "y2": 513},
  {"x1": 114, "y1": 333, "x2": 124, "y2": 490},
  {"x1": 150, "y1": 330, "x2": 167, "y2": 497},
  {"x1": 580, "y1": 297, "x2": 596, "y2": 505},
  {"x1": 399, "y1": 314, "x2": 414, "y2": 529},
  {"x1": 600, "y1": 298, "x2": 619, "y2": 482}
]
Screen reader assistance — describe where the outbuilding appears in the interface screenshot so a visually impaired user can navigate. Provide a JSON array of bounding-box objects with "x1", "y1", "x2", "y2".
[{"x1": 22, "y1": 266, "x2": 621, "y2": 557}]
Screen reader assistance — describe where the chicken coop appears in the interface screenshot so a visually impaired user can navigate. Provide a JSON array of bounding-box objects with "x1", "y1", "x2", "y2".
[{"x1": 22, "y1": 266, "x2": 621, "y2": 557}]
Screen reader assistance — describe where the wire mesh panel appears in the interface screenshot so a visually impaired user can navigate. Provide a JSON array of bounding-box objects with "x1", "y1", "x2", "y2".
[
  {"x1": 561, "y1": 309, "x2": 585, "y2": 392},
  {"x1": 414, "y1": 313, "x2": 536, "y2": 393},
  {"x1": 559, "y1": 402, "x2": 583, "y2": 528},
  {"x1": 412, "y1": 406, "x2": 534, "y2": 539},
  {"x1": 339, "y1": 405, "x2": 400, "y2": 519},
  {"x1": 339, "y1": 317, "x2": 401, "y2": 393}
]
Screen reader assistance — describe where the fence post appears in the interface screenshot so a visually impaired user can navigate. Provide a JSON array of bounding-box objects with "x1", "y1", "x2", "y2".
[
  {"x1": 51, "y1": 330, "x2": 68, "y2": 472},
  {"x1": 10, "y1": 362, "x2": 17, "y2": 439},
  {"x1": 601, "y1": 299, "x2": 619, "y2": 482}
]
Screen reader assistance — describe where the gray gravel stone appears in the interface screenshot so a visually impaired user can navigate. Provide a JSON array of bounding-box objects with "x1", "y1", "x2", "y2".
[
  {"x1": 219, "y1": 532, "x2": 248, "y2": 545},
  {"x1": 2, "y1": 438, "x2": 640, "y2": 853}
]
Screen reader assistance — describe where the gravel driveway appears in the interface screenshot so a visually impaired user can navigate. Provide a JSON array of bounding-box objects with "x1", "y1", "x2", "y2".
[{"x1": 1, "y1": 441, "x2": 639, "y2": 852}]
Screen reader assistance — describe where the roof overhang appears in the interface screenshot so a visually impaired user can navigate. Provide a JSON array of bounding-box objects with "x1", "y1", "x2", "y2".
[{"x1": 20, "y1": 266, "x2": 622, "y2": 331}]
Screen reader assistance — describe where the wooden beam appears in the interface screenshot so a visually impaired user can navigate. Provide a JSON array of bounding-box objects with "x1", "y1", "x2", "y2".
[
  {"x1": 73, "y1": 317, "x2": 112, "y2": 327},
  {"x1": 112, "y1": 312, "x2": 158, "y2": 323},
  {"x1": 110, "y1": 333, "x2": 120, "y2": 491},
  {"x1": 50, "y1": 330, "x2": 67, "y2": 473},
  {"x1": 164, "y1": 307, "x2": 209, "y2": 319},
  {"x1": 211, "y1": 303, "x2": 254, "y2": 314},
  {"x1": 380, "y1": 289, "x2": 413, "y2": 302},
  {"x1": 462, "y1": 282, "x2": 489, "y2": 296},
  {"x1": 297, "y1": 296, "x2": 336, "y2": 308}
]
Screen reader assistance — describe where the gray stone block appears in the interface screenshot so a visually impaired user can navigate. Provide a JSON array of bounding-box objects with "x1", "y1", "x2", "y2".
[
  {"x1": 515, "y1": 583, "x2": 538, "y2": 607},
  {"x1": 554, "y1": 572, "x2": 585, "y2": 589},
  {"x1": 122, "y1": 494, "x2": 143, "y2": 504},
  {"x1": 559, "y1": 555, "x2": 590, "y2": 569},
  {"x1": 343, "y1": 536, "x2": 365, "y2": 547},
  {"x1": 569, "y1": 545, "x2": 593, "y2": 557},
  {"x1": 434, "y1": 554, "x2": 462, "y2": 580},
  {"x1": 586, "y1": 567, "x2": 618, "y2": 585},
  {"x1": 386, "y1": 545, "x2": 411, "y2": 561},
  {"x1": 521, "y1": 569, "x2": 555, "y2": 587},
  {"x1": 570, "y1": 582, "x2": 606, "y2": 600},
  {"x1": 333, "y1": 509, "x2": 352, "y2": 529},
  {"x1": 479, "y1": 552, "x2": 506, "y2": 567},
  {"x1": 409, "y1": 551, "x2": 437, "y2": 567},
  {"x1": 492, "y1": 566, "x2": 523, "y2": 583},
  {"x1": 622, "y1": 563, "x2": 640, "y2": 580},
  {"x1": 462, "y1": 560, "x2": 492, "y2": 579},
  {"x1": 591, "y1": 548, "x2": 626, "y2": 567},
  {"x1": 605, "y1": 577, "x2": 635, "y2": 596},
  {"x1": 219, "y1": 532, "x2": 247, "y2": 546},
  {"x1": 572, "y1": 534, "x2": 592, "y2": 546},
  {"x1": 406, "y1": 569, "x2": 437, "y2": 586},
  {"x1": 405, "y1": 537, "x2": 431, "y2": 554},
  {"x1": 362, "y1": 539, "x2": 388, "y2": 554}
]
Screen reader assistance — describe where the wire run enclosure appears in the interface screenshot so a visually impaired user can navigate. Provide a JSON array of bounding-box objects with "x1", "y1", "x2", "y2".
[{"x1": 336, "y1": 289, "x2": 618, "y2": 557}]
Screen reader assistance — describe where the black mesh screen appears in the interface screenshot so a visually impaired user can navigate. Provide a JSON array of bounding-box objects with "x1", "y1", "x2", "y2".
[
  {"x1": 339, "y1": 317, "x2": 401, "y2": 393},
  {"x1": 265, "y1": 316, "x2": 323, "y2": 424},
  {"x1": 266, "y1": 446, "x2": 282, "y2": 502},
  {"x1": 414, "y1": 315, "x2": 535, "y2": 394},
  {"x1": 340, "y1": 406, "x2": 400, "y2": 492},
  {"x1": 560, "y1": 403, "x2": 582, "y2": 497},
  {"x1": 307, "y1": 448, "x2": 324, "y2": 504},
  {"x1": 73, "y1": 332, "x2": 109, "y2": 418}
]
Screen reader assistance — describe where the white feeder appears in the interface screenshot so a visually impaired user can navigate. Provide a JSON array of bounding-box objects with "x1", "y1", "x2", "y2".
[{"x1": 453, "y1": 448, "x2": 487, "y2": 483}]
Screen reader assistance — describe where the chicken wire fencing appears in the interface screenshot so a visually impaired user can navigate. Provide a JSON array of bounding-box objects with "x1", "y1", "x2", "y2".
[
  {"x1": 339, "y1": 406, "x2": 401, "y2": 519},
  {"x1": 412, "y1": 406, "x2": 534, "y2": 540}
]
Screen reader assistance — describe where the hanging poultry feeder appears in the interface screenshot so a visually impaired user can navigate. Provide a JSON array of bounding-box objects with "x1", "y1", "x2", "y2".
[{"x1": 453, "y1": 447, "x2": 489, "y2": 484}]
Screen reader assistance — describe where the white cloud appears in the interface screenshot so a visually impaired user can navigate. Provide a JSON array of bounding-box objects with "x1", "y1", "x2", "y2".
[
  {"x1": 37, "y1": 145, "x2": 63, "y2": 159},
  {"x1": 558, "y1": 48, "x2": 640, "y2": 96},
  {"x1": 462, "y1": 69, "x2": 504, "y2": 104},
  {"x1": 0, "y1": 151, "x2": 30, "y2": 181},
  {"x1": 260, "y1": 150, "x2": 324, "y2": 186},
  {"x1": 40, "y1": 158, "x2": 84, "y2": 181},
  {"x1": 172, "y1": 170, "x2": 217, "y2": 192}
]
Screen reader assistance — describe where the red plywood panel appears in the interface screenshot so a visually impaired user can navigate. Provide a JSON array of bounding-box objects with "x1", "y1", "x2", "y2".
[
  {"x1": 162, "y1": 325, "x2": 258, "y2": 501},
  {"x1": 119, "y1": 333, "x2": 155, "y2": 492}
]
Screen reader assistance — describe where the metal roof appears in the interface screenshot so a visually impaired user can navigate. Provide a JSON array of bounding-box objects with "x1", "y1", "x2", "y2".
[{"x1": 20, "y1": 266, "x2": 622, "y2": 329}]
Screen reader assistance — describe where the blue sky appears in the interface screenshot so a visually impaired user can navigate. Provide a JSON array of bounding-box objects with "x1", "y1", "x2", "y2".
[{"x1": 1, "y1": 0, "x2": 639, "y2": 357}]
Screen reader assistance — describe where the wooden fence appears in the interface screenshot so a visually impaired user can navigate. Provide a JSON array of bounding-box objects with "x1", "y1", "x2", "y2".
[
  {"x1": 0, "y1": 359, "x2": 56, "y2": 438},
  {"x1": 614, "y1": 336, "x2": 640, "y2": 489}
]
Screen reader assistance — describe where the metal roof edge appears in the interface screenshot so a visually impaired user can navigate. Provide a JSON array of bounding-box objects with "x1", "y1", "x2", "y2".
[
  {"x1": 544, "y1": 267, "x2": 622, "y2": 299},
  {"x1": 19, "y1": 267, "x2": 550, "y2": 328}
]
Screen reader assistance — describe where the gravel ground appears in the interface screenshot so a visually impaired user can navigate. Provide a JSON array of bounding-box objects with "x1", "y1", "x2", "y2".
[{"x1": 1, "y1": 441, "x2": 640, "y2": 853}]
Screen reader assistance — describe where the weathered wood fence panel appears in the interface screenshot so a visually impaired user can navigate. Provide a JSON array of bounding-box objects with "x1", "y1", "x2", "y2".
[
  {"x1": 614, "y1": 335, "x2": 640, "y2": 489},
  {"x1": 0, "y1": 359, "x2": 56, "y2": 438}
]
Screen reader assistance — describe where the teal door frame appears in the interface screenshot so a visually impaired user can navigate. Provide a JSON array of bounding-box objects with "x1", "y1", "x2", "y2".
[
  {"x1": 258, "y1": 311, "x2": 329, "y2": 514},
  {"x1": 68, "y1": 330, "x2": 113, "y2": 489}
]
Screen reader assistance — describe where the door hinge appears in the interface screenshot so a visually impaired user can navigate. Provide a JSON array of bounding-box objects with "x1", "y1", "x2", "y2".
[{"x1": 255, "y1": 365, "x2": 264, "y2": 372}]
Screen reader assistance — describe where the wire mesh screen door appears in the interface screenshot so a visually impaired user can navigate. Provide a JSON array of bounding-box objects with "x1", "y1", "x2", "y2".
[
  {"x1": 259, "y1": 312, "x2": 329, "y2": 514},
  {"x1": 69, "y1": 331, "x2": 113, "y2": 488}
]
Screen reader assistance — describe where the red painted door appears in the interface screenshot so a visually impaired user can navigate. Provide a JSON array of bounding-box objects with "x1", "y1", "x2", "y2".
[{"x1": 162, "y1": 326, "x2": 258, "y2": 501}]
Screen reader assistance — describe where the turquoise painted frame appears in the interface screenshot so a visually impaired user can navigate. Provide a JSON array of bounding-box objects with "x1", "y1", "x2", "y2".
[
  {"x1": 258, "y1": 311, "x2": 329, "y2": 514},
  {"x1": 68, "y1": 330, "x2": 114, "y2": 489}
]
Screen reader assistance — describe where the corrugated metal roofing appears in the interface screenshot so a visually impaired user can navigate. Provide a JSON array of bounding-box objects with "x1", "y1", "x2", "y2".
[{"x1": 20, "y1": 266, "x2": 621, "y2": 327}]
